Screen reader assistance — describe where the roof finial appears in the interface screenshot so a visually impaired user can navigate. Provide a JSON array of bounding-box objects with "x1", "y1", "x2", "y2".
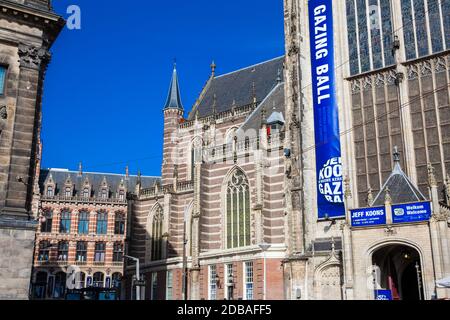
[
  {"x1": 78, "y1": 162, "x2": 83, "y2": 177},
  {"x1": 211, "y1": 60, "x2": 216, "y2": 77},
  {"x1": 125, "y1": 165, "x2": 129, "y2": 180},
  {"x1": 276, "y1": 68, "x2": 282, "y2": 84},
  {"x1": 393, "y1": 146, "x2": 400, "y2": 163},
  {"x1": 252, "y1": 81, "x2": 257, "y2": 104}
]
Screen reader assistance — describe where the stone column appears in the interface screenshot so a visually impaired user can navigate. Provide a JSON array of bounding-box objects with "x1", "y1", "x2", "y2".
[
  {"x1": 254, "y1": 149, "x2": 263, "y2": 244},
  {"x1": 190, "y1": 162, "x2": 202, "y2": 300},
  {"x1": 162, "y1": 192, "x2": 171, "y2": 259},
  {"x1": 342, "y1": 177, "x2": 355, "y2": 300}
]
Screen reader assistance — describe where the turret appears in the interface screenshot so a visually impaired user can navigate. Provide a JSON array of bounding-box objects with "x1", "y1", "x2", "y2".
[{"x1": 162, "y1": 63, "x2": 184, "y2": 186}]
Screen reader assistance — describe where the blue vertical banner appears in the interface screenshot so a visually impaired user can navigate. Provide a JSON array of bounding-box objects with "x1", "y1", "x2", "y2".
[{"x1": 308, "y1": 0, "x2": 345, "y2": 219}]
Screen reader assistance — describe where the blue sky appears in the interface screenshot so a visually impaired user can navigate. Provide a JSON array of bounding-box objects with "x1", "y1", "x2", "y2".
[{"x1": 42, "y1": 0, "x2": 285, "y2": 176}]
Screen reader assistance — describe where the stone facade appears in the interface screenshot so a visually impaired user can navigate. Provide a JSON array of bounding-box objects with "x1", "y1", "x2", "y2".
[
  {"x1": 0, "y1": 0, "x2": 63, "y2": 300},
  {"x1": 283, "y1": 0, "x2": 450, "y2": 300}
]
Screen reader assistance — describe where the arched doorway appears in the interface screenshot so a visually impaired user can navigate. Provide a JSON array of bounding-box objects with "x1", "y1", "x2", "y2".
[{"x1": 372, "y1": 244, "x2": 424, "y2": 300}]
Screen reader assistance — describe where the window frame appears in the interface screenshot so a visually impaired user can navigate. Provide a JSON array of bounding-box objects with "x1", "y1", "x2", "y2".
[
  {"x1": 243, "y1": 261, "x2": 254, "y2": 301},
  {"x1": 40, "y1": 210, "x2": 53, "y2": 233},
  {"x1": 57, "y1": 241, "x2": 69, "y2": 261},
  {"x1": 77, "y1": 211, "x2": 90, "y2": 235},
  {"x1": 75, "y1": 241, "x2": 87, "y2": 262},
  {"x1": 112, "y1": 242, "x2": 123, "y2": 262},
  {"x1": 94, "y1": 242, "x2": 106, "y2": 262},
  {"x1": 59, "y1": 211, "x2": 71, "y2": 234},
  {"x1": 114, "y1": 212, "x2": 125, "y2": 235},
  {"x1": 208, "y1": 265, "x2": 217, "y2": 300},
  {"x1": 225, "y1": 169, "x2": 251, "y2": 249},
  {"x1": 38, "y1": 240, "x2": 51, "y2": 262},
  {"x1": 96, "y1": 211, "x2": 108, "y2": 235},
  {"x1": 166, "y1": 270, "x2": 173, "y2": 300}
]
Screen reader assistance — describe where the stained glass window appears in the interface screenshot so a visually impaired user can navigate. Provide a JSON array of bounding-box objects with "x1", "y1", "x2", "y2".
[{"x1": 226, "y1": 169, "x2": 251, "y2": 249}]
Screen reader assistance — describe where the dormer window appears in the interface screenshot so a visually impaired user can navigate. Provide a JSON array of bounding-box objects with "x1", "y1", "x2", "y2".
[
  {"x1": 65, "y1": 187, "x2": 72, "y2": 197},
  {"x1": 47, "y1": 186, "x2": 54, "y2": 197},
  {"x1": 101, "y1": 189, "x2": 108, "y2": 199},
  {"x1": 119, "y1": 191, "x2": 125, "y2": 201},
  {"x1": 83, "y1": 188, "x2": 90, "y2": 198}
]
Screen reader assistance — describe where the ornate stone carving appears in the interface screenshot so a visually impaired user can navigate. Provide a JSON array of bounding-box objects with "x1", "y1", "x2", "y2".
[
  {"x1": 351, "y1": 80, "x2": 361, "y2": 93},
  {"x1": 407, "y1": 64, "x2": 419, "y2": 80},
  {"x1": 374, "y1": 73, "x2": 385, "y2": 87},
  {"x1": 386, "y1": 70, "x2": 397, "y2": 84},
  {"x1": 427, "y1": 163, "x2": 437, "y2": 187},
  {"x1": 419, "y1": 60, "x2": 432, "y2": 76},
  {"x1": 362, "y1": 76, "x2": 372, "y2": 90},
  {"x1": 18, "y1": 44, "x2": 51, "y2": 70},
  {"x1": 384, "y1": 225, "x2": 396, "y2": 236},
  {"x1": 434, "y1": 56, "x2": 447, "y2": 73}
]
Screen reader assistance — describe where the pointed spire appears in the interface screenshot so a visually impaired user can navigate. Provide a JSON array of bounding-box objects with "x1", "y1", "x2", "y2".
[
  {"x1": 164, "y1": 63, "x2": 184, "y2": 110},
  {"x1": 125, "y1": 165, "x2": 129, "y2": 180},
  {"x1": 78, "y1": 162, "x2": 83, "y2": 177}
]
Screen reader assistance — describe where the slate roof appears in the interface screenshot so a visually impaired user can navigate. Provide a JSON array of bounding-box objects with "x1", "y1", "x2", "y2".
[
  {"x1": 164, "y1": 65, "x2": 183, "y2": 110},
  {"x1": 39, "y1": 168, "x2": 160, "y2": 197},
  {"x1": 237, "y1": 82, "x2": 285, "y2": 133},
  {"x1": 189, "y1": 56, "x2": 285, "y2": 120},
  {"x1": 372, "y1": 153, "x2": 427, "y2": 206}
]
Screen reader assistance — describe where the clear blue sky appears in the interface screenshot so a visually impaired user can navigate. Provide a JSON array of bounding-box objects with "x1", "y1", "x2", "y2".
[{"x1": 42, "y1": 0, "x2": 285, "y2": 176}]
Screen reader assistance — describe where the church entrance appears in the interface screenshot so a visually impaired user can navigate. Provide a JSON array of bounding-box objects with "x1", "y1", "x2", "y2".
[{"x1": 372, "y1": 244, "x2": 424, "y2": 300}]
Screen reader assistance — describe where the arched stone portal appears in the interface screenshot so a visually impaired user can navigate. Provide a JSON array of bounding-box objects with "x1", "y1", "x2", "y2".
[{"x1": 372, "y1": 244, "x2": 424, "y2": 300}]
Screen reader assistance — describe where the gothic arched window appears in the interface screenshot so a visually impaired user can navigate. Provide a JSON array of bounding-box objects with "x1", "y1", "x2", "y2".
[
  {"x1": 226, "y1": 169, "x2": 251, "y2": 249},
  {"x1": 151, "y1": 207, "x2": 164, "y2": 261}
]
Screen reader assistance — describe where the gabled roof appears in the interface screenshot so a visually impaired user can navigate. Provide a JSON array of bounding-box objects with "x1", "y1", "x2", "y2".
[
  {"x1": 39, "y1": 168, "x2": 160, "y2": 197},
  {"x1": 188, "y1": 56, "x2": 284, "y2": 120},
  {"x1": 372, "y1": 149, "x2": 427, "y2": 206},
  {"x1": 164, "y1": 65, "x2": 183, "y2": 110},
  {"x1": 237, "y1": 82, "x2": 285, "y2": 133}
]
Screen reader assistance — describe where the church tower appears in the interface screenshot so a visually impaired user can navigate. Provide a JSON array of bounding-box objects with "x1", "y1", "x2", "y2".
[
  {"x1": 161, "y1": 64, "x2": 184, "y2": 186},
  {"x1": 0, "y1": 0, "x2": 64, "y2": 299}
]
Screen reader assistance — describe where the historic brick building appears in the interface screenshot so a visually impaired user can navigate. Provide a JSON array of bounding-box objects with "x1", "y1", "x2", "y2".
[
  {"x1": 0, "y1": 0, "x2": 63, "y2": 300},
  {"x1": 125, "y1": 58, "x2": 289, "y2": 300},
  {"x1": 30, "y1": 167, "x2": 158, "y2": 299}
]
